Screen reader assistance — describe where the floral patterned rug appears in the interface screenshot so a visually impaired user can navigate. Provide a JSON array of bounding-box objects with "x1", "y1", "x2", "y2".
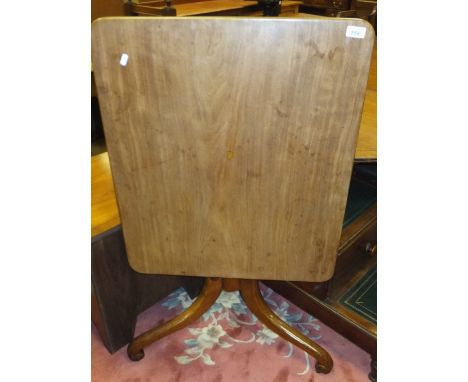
[{"x1": 92, "y1": 284, "x2": 371, "y2": 381}]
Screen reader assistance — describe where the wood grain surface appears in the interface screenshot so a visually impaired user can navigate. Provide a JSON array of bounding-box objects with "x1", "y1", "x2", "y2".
[
  {"x1": 291, "y1": 13, "x2": 376, "y2": 161},
  {"x1": 91, "y1": 152, "x2": 119, "y2": 237},
  {"x1": 92, "y1": 0, "x2": 126, "y2": 22},
  {"x1": 92, "y1": 17, "x2": 374, "y2": 281},
  {"x1": 91, "y1": 41, "x2": 376, "y2": 237},
  {"x1": 355, "y1": 42, "x2": 376, "y2": 161}
]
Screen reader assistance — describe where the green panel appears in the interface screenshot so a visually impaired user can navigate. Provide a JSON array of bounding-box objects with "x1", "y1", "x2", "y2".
[
  {"x1": 342, "y1": 178, "x2": 377, "y2": 228},
  {"x1": 339, "y1": 265, "x2": 377, "y2": 324}
]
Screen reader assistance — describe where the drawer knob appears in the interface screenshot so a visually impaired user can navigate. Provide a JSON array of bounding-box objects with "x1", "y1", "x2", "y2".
[{"x1": 365, "y1": 242, "x2": 377, "y2": 257}]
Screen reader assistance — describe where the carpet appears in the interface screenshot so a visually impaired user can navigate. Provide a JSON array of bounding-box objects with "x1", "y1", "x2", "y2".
[{"x1": 92, "y1": 284, "x2": 371, "y2": 382}]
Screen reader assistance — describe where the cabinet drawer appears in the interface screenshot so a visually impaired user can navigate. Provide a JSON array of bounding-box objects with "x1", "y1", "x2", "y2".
[{"x1": 331, "y1": 221, "x2": 376, "y2": 295}]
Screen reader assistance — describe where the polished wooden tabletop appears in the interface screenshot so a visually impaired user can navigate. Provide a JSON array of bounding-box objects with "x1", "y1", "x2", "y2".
[{"x1": 92, "y1": 31, "x2": 376, "y2": 238}]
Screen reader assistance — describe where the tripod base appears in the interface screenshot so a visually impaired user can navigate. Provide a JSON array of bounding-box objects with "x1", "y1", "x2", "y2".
[{"x1": 127, "y1": 277, "x2": 333, "y2": 373}]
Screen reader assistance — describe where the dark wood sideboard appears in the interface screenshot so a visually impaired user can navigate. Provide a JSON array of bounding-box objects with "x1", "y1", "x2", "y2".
[{"x1": 92, "y1": 227, "x2": 203, "y2": 353}]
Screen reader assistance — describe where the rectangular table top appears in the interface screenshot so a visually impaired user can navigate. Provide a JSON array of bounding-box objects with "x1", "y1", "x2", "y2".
[
  {"x1": 91, "y1": 39, "x2": 376, "y2": 238},
  {"x1": 91, "y1": 17, "x2": 374, "y2": 281}
]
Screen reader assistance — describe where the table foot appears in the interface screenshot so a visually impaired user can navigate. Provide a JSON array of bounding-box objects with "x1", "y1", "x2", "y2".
[
  {"x1": 239, "y1": 279, "x2": 333, "y2": 374},
  {"x1": 127, "y1": 277, "x2": 222, "y2": 361}
]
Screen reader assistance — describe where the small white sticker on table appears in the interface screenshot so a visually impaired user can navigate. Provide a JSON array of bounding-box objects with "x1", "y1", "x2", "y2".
[
  {"x1": 120, "y1": 53, "x2": 129, "y2": 67},
  {"x1": 346, "y1": 26, "x2": 366, "y2": 39}
]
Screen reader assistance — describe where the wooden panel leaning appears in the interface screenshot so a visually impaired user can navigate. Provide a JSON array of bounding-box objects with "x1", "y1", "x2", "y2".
[{"x1": 92, "y1": 17, "x2": 374, "y2": 373}]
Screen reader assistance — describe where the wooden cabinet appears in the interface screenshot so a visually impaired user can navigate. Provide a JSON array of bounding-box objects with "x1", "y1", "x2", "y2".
[{"x1": 92, "y1": 227, "x2": 203, "y2": 353}]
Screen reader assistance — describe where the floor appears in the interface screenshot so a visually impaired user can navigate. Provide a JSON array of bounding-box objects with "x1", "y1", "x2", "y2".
[
  {"x1": 91, "y1": 138, "x2": 107, "y2": 157},
  {"x1": 92, "y1": 284, "x2": 372, "y2": 382}
]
